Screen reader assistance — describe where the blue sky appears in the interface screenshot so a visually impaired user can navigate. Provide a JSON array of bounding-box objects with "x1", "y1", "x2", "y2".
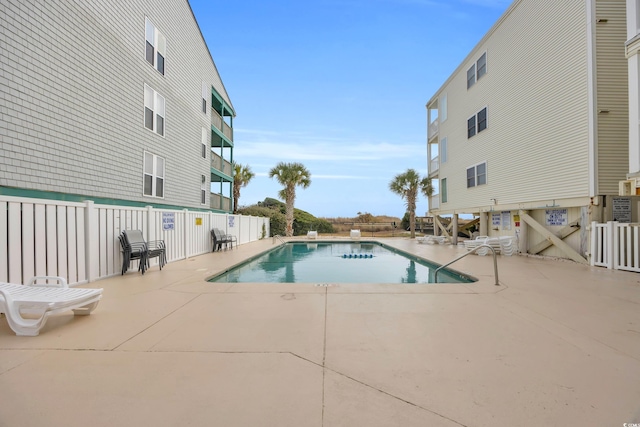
[{"x1": 189, "y1": 0, "x2": 511, "y2": 218}]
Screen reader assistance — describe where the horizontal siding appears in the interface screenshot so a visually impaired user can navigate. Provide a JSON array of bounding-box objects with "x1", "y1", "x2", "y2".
[
  {"x1": 436, "y1": 1, "x2": 595, "y2": 213},
  {"x1": 0, "y1": 0, "x2": 231, "y2": 209},
  {"x1": 596, "y1": 0, "x2": 629, "y2": 195}
]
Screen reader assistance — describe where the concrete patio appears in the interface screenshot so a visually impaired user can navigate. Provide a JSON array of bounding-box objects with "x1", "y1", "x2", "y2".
[{"x1": 1, "y1": 237, "x2": 639, "y2": 426}]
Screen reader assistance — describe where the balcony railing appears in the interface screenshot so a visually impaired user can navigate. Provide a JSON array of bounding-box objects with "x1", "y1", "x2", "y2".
[
  {"x1": 211, "y1": 152, "x2": 232, "y2": 176},
  {"x1": 429, "y1": 194, "x2": 440, "y2": 211},
  {"x1": 211, "y1": 108, "x2": 233, "y2": 141},
  {"x1": 428, "y1": 119, "x2": 439, "y2": 140},
  {"x1": 429, "y1": 155, "x2": 439, "y2": 175},
  {"x1": 210, "y1": 193, "x2": 232, "y2": 212}
]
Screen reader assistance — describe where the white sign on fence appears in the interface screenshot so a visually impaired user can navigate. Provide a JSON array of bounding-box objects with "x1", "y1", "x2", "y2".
[
  {"x1": 229, "y1": 216, "x2": 235, "y2": 228},
  {"x1": 163, "y1": 212, "x2": 175, "y2": 230},
  {"x1": 545, "y1": 209, "x2": 568, "y2": 226}
]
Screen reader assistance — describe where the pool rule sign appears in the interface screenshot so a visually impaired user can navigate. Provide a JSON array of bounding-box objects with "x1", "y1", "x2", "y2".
[
  {"x1": 162, "y1": 212, "x2": 175, "y2": 230},
  {"x1": 545, "y1": 209, "x2": 567, "y2": 226},
  {"x1": 612, "y1": 197, "x2": 632, "y2": 223}
]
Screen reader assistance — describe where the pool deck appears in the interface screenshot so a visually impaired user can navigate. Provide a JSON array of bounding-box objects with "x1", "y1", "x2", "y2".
[{"x1": 1, "y1": 237, "x2": 639, "y2": 426}]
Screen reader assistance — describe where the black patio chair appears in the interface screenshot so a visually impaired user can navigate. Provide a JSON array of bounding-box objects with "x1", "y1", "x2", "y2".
[
  {"x1": 122, "y1": 230, "x2": 166, "y2": 273},
  {"x1": 211, "y1": 228, "x2": 235, "y2": 251},
  {"x1": 118, "y1": 233, "x2": 147, "y2": 274}
]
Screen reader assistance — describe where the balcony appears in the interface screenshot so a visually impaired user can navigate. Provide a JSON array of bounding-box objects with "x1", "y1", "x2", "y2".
[
  {"x1": 210, "y1": 193, "x2": 232, "y2": 212},
  {"x1": 211, "y1": 108, "x2": 233, "y2": 141},
  {"x1": 429, "y1": 155, "x2": 439, "y2": 176},
  {"x1": 211, "y1": 152, "x2": 232, "y2": 177},
  {"x1": 429, "y1": 194, "x2": 440, "y2": 211},
  {"x1": 428, "y1": 118, "x2": 439, "y2": 141}
]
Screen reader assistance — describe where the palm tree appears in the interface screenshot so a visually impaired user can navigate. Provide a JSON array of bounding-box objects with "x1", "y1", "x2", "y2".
[
  {"x1": 232, "y1": 163, "x2": 255, "y2": 214},
  {"x1": 269, "y1": 162, "x2": 311, "y2": 237},
  {"x1": 389, "y1": 169, "x2": 434, "y2": 239}
]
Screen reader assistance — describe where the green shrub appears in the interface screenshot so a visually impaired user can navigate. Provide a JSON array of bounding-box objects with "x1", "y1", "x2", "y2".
[
  {"x1": 237, "y1": 205, "x2": 286, "y2": 236},
  {"x1": 242, "y1": 199, "x2": 334, "y2": 236},
  {"x1": 401, "y1": 212, "x2": 410, "y2": 231}
]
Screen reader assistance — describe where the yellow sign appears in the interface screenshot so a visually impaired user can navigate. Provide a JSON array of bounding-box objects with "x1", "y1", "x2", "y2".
[{"x1": 195, "y1": 217, "x2": 202, "y2": 226}]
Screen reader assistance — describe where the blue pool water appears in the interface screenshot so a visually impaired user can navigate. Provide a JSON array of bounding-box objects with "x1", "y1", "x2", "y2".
[{"x1": 208, "y1": 242, "x2": 474, "y2": 284}]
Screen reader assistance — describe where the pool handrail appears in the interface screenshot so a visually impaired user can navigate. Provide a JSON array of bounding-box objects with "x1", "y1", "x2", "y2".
[
  {"x1": 434, "y1": 244, "x2": 500, "y2": 286},
  {"x1": 272, "y1": 235, "x2": 286, "y2": 245}
]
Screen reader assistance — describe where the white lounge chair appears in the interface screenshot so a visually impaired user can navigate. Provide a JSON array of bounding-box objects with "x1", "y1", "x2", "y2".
[
  {"x1": 307, "y1": 230, "x2": 318, "y2": 239},
  {"x1": 0, "y1": 276, "x2": 103, "y2": 336},
  {"x1": 498, "y1": 236, "x2": 517, "y2": 256},
  {"x1": 476, "y1": 237, "x2": 502, "y2": 256},
  {"x1": 463, "y1": 236, "x2": 490, "y2": 251},
  {"x1": 418, "y1": 235, "x2": 447, "y2": 244},
  {"x1": 350, "y1": 229, "x2": 361, "y2": 240}
]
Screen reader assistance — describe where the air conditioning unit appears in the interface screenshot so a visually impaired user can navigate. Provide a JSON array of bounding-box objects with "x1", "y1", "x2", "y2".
[{"x1": 619, "y1": 179, "x2": 635, "y2": 196}]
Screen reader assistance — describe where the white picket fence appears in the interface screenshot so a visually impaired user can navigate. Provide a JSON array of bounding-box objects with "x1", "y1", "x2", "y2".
[
  {"x1": 590, "y1": 221, "x2": 640, "y2": 272},
  {"x1": 0, "y1": 195, "x2": 270, "y2": 285}
]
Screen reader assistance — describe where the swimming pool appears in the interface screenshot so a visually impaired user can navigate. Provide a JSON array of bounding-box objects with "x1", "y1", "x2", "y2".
[{"x1": 208, "y1": 242, "x2": 475, "y2": 284}]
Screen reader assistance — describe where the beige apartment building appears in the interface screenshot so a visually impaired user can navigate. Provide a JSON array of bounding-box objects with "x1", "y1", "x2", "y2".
[{"x1": 426, "y1": 0, "x2": 629, "y2": 262}]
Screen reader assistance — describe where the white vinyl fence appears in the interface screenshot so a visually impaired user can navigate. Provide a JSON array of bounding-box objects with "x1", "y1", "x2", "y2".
[
  {"x1": 590, "y1": 221, "x2": 640, "y2": 272},
  {"x1": 0, "y1": 195, "x2": 270, "y2": 285}
]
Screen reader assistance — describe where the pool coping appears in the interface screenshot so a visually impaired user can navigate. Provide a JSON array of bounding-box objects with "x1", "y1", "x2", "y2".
[{"x1": 205, "y1": 238, "x2": 479, "y2": 285}]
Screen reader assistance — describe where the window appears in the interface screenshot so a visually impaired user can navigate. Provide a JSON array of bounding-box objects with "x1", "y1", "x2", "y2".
[
  {"x1": 441, "y1": 137, "x2": 447, "y2": 163},
  {"x1": 466, "y1": 162, "x2": 487, "y2": 188},
  {"x1": 467, "y1": 107, "x2": 487, "y2": 139},
  {"x1": 477, "y1": 53, "x2": 487, "y2": 80},
  {"x1": 477, "y1": 107, "x2": 487, "y2": 132},
  {"x1": 467, "y1": 64, "x2": 476, "y2": 89},
  {"x1": 202, "y1": 82, "x2": 208, "y2": 114},
  {"x1": 143, "y1": 152, "x2": 165, "y2": 197},
  {"x1": 144, "y1": 84, "x2": 165, "y2": 136},
  {"x1": 441, "y1": 178, "x2": 447, "y2": 203},
  {"x1": 467, "y1": 116, "x2": 476, "y2": 138},
  {"x1": 467, "y1": 52, "x2": 487, "y2": 89},
  {"x1": 201, "y1": 175, "x2": 207, "y2": 205},
  {"x1": 477, "y1": 162, "x2": 486, "y2": 185},
  {"x1": 145, "y1": 17, "x2": 166, "y2": 75},
  {"x1": 202, "y1": 127, "x2": 208, "y2": 158},
  {"x1": 466, "y1": 167, "x2": 475, "y2": 188}
]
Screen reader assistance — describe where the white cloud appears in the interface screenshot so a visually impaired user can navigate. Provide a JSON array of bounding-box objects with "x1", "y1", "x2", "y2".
[{"x1": 234, "y1": 129, "x2": 419, "y2": 162}]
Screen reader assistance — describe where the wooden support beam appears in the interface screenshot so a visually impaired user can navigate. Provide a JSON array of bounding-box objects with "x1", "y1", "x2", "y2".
[
  {"x1": 529, "y1": 220, "x2": 580, "y2": 254},
  {"x1": 459, "y1": 218, "x2": 480, "y2": 238},
  {"x1": 519, "y1": 211, "x2": 587, "y2": 264},
  {"x1": 434, "y1": 216, "x2": 451, "y2": 238}
]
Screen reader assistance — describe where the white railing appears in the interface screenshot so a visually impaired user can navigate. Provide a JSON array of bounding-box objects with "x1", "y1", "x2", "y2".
[
  {"x1": 429, "y1": 155, "x2": 439, "y2": 175},
  {"x1": 210, "y1": 193, "x2": 232, "y2": 211},
  {"x1": 428, "y1": 119, "x2": 439, "y2": 140},
  {"x1": 211, "y1": 108, "x2": 233, "y2": 141},
  {"x1": 590, "y1": 222, "x2": 610, "y2": 268},
  {"x1": 211, "y1": 152, "x2": 232, "y2": 176},
  {"x1": 429, "y1": 194, "x2": 440, "y2": 210},
  {"x1": 0, "y1": 195, "x2": 270, "y2": 285},
  {"x1": 590, "y1": 221, "x2": 640, "y2": 272}
]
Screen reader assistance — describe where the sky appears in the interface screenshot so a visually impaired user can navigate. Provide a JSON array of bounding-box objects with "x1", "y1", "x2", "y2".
[{"x1": 189, "y1": 0, "x2": 512, "y2": 218}]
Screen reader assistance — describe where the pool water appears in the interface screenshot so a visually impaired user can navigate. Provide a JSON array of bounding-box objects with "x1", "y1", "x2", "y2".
[{"x1": 208, "y1": 242, "x2": 474, "y2": 284}]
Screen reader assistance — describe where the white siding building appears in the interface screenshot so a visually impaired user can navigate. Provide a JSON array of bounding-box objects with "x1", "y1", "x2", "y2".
[
  {"x1": 426, "y1": 0, "x2": 629, "y2": 262},
  {"x1": 0, "y1": 0, "x2": 235, "y2": 213},
  {"x1": 627, "y1": 0, "x2": 640, "y2": 185}
]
